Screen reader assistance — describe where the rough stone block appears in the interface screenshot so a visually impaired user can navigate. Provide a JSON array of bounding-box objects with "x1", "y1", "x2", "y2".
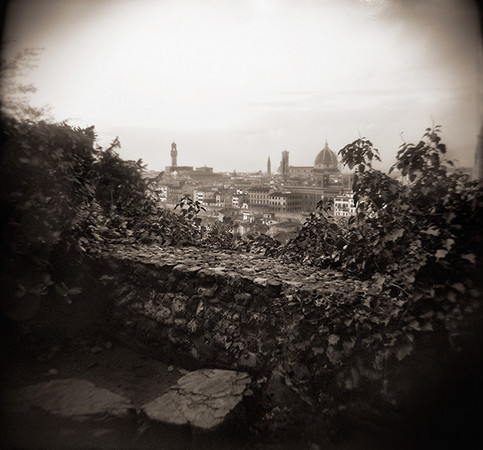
[
  {"x1": 6, "y1": 378, "x2": 134, "y2": 423},
  {"x1": 142, "y1": 369, "x2": 251, "y2": 430}
]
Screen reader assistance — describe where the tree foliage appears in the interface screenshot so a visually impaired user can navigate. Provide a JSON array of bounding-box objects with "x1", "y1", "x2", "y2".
[
  {"x1": 0, "y1": 116, "x2": 98, "y2": 318},
  {"x1": 286, "y1": 127, "x2": 481, "y2": 287},
  {"x1": 262, "y1": 129, "x2": 483, "y2": 422},
  {"x1": 0, "y1": 48, "x2": 49, "y2": 121},
  {"x1": 282, "y1": 127, "x2": 482, "y2": 357},
  {"x1": 0, "y1": 116, "x2": 198, "y2": 320}
]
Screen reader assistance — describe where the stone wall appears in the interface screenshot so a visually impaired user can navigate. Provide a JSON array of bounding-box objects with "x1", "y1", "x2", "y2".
[
  {"x1": 89, "y1": 243, "x2": 481, "y2": 434},
  {"x1": 97, "y1": 244, "x2": 325, "y2": 372}
]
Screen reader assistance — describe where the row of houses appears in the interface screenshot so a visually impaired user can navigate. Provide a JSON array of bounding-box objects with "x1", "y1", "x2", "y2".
[
  {"x1": 246, "y1": 187, "x2": 303, "y2": 212},
  {"x1": 246, "y1": 186, "x2": 355, "y2": 216},
  {"x1": 152, "y1": 181, "x2": 355, "y2": 216}
]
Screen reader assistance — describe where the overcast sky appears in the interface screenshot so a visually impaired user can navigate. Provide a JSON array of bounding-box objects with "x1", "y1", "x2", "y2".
[{"x1": 2, "y1": 0, "x2": 482, "y2": 172}]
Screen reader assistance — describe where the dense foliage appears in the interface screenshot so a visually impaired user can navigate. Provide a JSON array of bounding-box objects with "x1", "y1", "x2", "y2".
[
  {"x1": 0, "y1": 116, "x2": 198, "y2": 320},
  {"x1": 0, "y1": 112, "x2": 278, "y2": 321},
  {"x1": 173, "y1": 193, "x2": 280, "y2": 253},
  {"x1": 199, "y1": 215, "x2": 279, "y2": 254},
  {"x1": 1, "y1": 117, "x2": 96, "y2": 319},
  {"x1": 279, "y1": 128, "x2": 482, "y2": 376},
  {"x1": 285, "y1": 127, "x2": 481, "y2": 295},
  {"x1": 0, "y1": 48, "x2": 49, "y2": 121}
]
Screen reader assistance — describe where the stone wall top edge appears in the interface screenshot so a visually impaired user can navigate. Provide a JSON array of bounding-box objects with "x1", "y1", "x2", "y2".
[{"x1": 96, "y1": 244, "x2": 361, "y2": 295}]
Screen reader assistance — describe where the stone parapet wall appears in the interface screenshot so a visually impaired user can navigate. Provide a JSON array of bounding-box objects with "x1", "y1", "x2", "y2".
[
  {"x1": 99, "y1": 245, "x2": 362, "y2": 371},
  {"x1": 87, "y1": 243, "x2": 481, "y2": 436},
  {"x1": 12, "y1": 242, "x2": 480, "y2": 441}
]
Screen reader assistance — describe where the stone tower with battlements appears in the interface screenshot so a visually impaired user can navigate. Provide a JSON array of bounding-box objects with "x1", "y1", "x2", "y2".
[{"x1": 171, "y1": 142, "x2": 178, "y2": 168}]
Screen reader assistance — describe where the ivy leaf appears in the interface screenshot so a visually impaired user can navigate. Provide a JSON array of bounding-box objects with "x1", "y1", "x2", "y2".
[
  {"x1": 387, "y1": 228, "x2": 404, "y2": 241},
  {"x1": 444, "y1": 238, "x2": 455, "y2": 251},
  {"x1": 395, "y1": 342, "x2": 413, "y2": 361},
  {"x1": 435, "y1": 249, "x2": 447, "y2": 259},
  {"x1": 462, "y1": 253, "x2": 476, "y2": 264},
  {"x1": 328, "y1": 334, "x2": 340, "y2": 345},
  {"x1": 407, "y1": 320, "x2": 421, "y2": 331},
  {"x1": 419, "y1": 322, "x2": 433, "y2": 332},
  {"x1": 68, "y1": 287, "x2": 82, "y2": 296},
  {"x1": 423, "y1": 227, "x2": 440, "y2": 236},
  {"x1": 343, "y1": 338, "x2": 356, "y2": 353},
  {"x1": 55, "y1": 282, "x2": 69, "y2": 296},
  {"x1": 451, "y1": 282, "x2": 465, "y2": 294},
  {"x1": 326, "y1": 345, "x2": 342, "y2": 365},
  {"x1": 373, "y1": 273, "x2": 386, "y2": 288}
]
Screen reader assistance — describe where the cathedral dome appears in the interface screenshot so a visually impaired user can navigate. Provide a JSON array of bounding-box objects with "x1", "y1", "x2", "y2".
[{"x1": 314, "y1": 141, "x2": 338, "y2": 170}]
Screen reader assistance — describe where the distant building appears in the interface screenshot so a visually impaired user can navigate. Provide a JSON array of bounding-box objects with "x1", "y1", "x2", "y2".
[
  {"x1": 193, "y1": 189, "x2": 215, "y2": 205},
  {"x1": 289, "y1": 166, "x2": 313, "y2": 176},
  {"x1": 285, "y1": 185, "x2": 324, "y2": 211},
  {"x1": 191, "y1": 166, "x2": 223, "y2": 182},
  {"x1": 267, "y1": 156, "x2": 271, "y2": 175},
  {"x1": 276, "y1": 141, "x2": 343, "y2": 187},
  {"x1": 313, "y1": 141, "x2": 341, "y2": 187},
  {"x1": 195, "y1": 166, "x2": 213, "y2": 174},
  {"x1": 170, "y1": 142, "x2": 178, "y2": 167},
  {"x1": 247, "y1": 186, "x2": 272, "y2": 207},
  {"x1": 150, "y1": 185, "x2": 167, "y2": 203},
  {"x1": 165, "y1": 141, "x2": 194, "y2": 174},
  {"x1": 247, "y1": 186, "x2": 302, "y2": 212},
  {"x1": 242, "y1": 211, "x2": 254, "y2": 222},
  {"x1": 267, "y1": 191, "x2": 303, "y2": 212},
  {"x1": 215, "y1": 194, "x2": 224, "y2": 207},
  {"x1": 281, "y1": 150, "x2": 290, "y2": 176},
  {"x1": 217, "y1": 208, "x2": 240, "y2": 222},
  {"x1": 314, "y1": 141, "x2": 339, "y2": 172},
  {"x1": 334, "y1": 193, "x2": 356, "y2": 217},
  {"x1": 165, "y1": 182, "x2": 192, "y2": 204}
]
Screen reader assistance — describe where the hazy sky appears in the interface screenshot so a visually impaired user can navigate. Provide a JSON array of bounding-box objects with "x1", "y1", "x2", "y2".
[{"x1": 2, "y1": 0, "x2": 482, "y2": 172}]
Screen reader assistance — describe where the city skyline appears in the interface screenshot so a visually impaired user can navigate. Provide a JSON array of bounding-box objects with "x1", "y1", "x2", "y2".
[{"x1": 2, "y1": 0, "x2": 481, "y2": 172}]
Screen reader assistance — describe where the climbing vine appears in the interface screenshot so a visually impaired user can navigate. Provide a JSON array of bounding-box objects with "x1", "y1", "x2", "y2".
[
  {"x1": 278, "y1": 127, "x2": 482, "y2": 402},
  {"x1": 284, "y1": 127, "x2": 482, "y2": 298}
]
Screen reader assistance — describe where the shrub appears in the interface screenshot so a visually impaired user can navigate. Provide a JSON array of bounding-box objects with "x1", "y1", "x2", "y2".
[
  {"x1": 0, "y1": 116, "x2": 198, "y2": 319},
  {"x1": 281, "y1": 128, "x2": 482, "y2": 356},
  {"x1": 0, "y1": 116, "x2": 98, "y2": 318},
  {"x1": 285, "y1": 127, "x2": 482, "y2": 295}
]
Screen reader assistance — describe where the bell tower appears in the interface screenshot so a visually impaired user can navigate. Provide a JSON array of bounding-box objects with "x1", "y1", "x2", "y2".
[
  {"x1": 170, "y1": 142, "x2": 178, "y2": 167},
  {"x1": 281, "y1": 150, "x2": 289, "y2": 176}
]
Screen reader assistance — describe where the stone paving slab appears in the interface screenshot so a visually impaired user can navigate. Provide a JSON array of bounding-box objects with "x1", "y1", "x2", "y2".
[
  {"x1": 142, "y1": 369, "x2": 251, "y2": 430},
  {"x1": 5, "y1": 378, "x2": 135, "y2": 423}
]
